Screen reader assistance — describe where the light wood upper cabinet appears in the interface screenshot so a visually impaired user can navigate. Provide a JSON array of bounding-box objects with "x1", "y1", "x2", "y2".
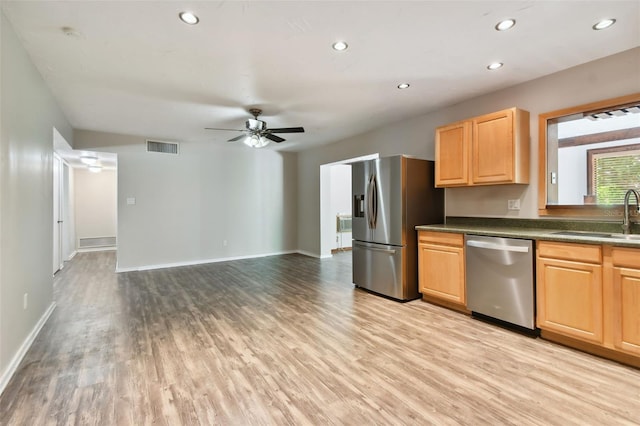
[
  {"x1": 610, "y1": 247, "x2": 640, "y2": 356},
  {"x1": 435, "y1": 121, "x2": 470, "y2": 186},
  {"x1": 435, "y1": 107, "x2": 530, "y2": 187},
  {"x1": 536, "y1": 242, "x2": 603, "y2": 344},
  {"x1": 418, "y1": 231, "x2": 466, "y2": 310}
]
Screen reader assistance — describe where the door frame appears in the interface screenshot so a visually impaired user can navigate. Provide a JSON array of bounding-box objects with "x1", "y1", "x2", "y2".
[{"x1": 53, "y1": 153, "x2": 63, "y2": 274}]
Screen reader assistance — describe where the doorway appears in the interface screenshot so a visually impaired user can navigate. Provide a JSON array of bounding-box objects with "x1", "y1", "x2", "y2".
[
  {"x1": 319, "y1": 154, "x2": 379, "y2": 258},
  {"x1": 53, "y1": 128, "x2": 77, "y2": 274}
]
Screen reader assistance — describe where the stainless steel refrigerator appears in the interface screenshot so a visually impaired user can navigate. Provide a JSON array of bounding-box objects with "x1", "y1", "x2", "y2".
[{"x1": 352, "y1": 155, "x2": 444, "y2": 301}]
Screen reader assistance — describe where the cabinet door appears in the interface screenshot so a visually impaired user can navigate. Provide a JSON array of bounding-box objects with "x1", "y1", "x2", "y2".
[
  {"x1": 435, "y1": 121, "x2": 470, "y2": 187},
  {"x1": 472, "y1": 109, "x2": 514, "y2": 184},
  {"x1": 419, "y1": 243, "x2": 465, "y2": 305},
  {"x1": 537, "y1": 257, "x2": 603, "y2": 343},
  {"x1": 612, "y1": 267, "x2": 640, "y2": 355}
]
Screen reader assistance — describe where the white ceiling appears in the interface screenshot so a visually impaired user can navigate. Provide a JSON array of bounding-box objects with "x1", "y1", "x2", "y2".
[{"x1": 2, "y1": 1, "x2": 639, "y2": 153}]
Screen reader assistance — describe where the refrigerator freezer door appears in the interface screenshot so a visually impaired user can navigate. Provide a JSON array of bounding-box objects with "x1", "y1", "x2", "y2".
[{"x1": 353, "y1": 241, "x2": 411, "y2": 300}]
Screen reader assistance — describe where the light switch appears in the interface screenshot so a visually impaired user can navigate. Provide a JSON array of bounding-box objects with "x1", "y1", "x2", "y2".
[{"x1": 126, "y1": 197, "x2": 136, "y2": 205}]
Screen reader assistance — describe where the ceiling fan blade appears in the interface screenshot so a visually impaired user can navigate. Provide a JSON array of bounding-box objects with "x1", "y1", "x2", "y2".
[
  {"x1": 266, "y1": 127, "x2": 305, "y2": 134},
  {"x1": 205, "y1": 127, "x2": 245, "y2": 132},
  {"x1": 264, "y1": 133, "x2": 285, "y2": 143},
  {"x1": 228, "y1": 134, "x2": 248, "y2": 142}
]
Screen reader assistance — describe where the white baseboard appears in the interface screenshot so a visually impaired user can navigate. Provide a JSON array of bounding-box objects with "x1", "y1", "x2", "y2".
[
  {"x1": 77, "y1": 246, "x2": 116, "y2": 253},
  {"x1": 66, "y1": 250, "x2": 77, "y2": 261},
  {"x1": 0, "y1": 302, "x2": 56, "y2": 397},
  {"x1": 296, "y1": 250, "x2": 332, "y2": 259},
  {"x1": 115, "y1": 250, "x2": 299, "y2": 272}
]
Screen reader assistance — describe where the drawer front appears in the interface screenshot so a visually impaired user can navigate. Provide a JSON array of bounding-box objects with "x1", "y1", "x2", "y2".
[
  {"x1": 537, "y1": 240, "x2": 601, "y2": 263},
  {"x1": 611, "y1": 247, "x2": 640, "y2": 269},
  {"x1": 418, "y1": 231, "x2": 463, "y2": 247}
]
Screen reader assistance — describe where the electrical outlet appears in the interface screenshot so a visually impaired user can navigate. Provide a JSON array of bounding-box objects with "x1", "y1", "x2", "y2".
[
  {"x1": 23, "y1": 293, "x2": 28, "y2": 310},
  {"x1": 223, "y1": 240, "x2": 227, "y2": 247},
  {"x1": 508, "y1": 199, "x2": 521, "y2": 210}
]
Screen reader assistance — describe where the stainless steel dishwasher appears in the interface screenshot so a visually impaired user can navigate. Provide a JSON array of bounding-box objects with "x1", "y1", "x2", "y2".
[{"x1": 465, "y1": 235, "x2": 535, "y2": 330}]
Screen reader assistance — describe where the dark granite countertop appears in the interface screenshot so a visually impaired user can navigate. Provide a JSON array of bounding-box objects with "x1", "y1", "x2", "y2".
[{"x1": 415, "y1": 217, "x2": 640, "y2": 248}]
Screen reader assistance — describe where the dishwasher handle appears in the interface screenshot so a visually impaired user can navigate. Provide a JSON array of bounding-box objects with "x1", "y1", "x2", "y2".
[{"x1": 466, "y1": 240, "x2": 530, "y2": 253}]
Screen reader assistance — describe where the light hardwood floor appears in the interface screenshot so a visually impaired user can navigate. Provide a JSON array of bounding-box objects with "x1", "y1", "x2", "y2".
[{"x1": 1, "y1": 251, "x2": 639, "y2": 425}]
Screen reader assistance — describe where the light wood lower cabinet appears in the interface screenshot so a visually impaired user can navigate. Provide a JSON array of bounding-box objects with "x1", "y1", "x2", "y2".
[
  {"x1": 536, "y1": 241, "x2": 603, "y2": 344},
  {"x1": 417, "y1": 231, "x2": 466, "y2": 312},
  {"x1": 537, "y1": 241, "x2": 640, "y2": 366},
  {"x1": 610, "y1": 247, "x2": 640, "y2": 356}
]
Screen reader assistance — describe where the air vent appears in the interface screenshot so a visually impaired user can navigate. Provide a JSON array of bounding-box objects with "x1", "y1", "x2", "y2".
[
  {"x1": 78, "y1": 237, "x2": 116, "y2": 249},
  {"x1": 146, "y1": 140, "x2": 179, "y2": 154}
]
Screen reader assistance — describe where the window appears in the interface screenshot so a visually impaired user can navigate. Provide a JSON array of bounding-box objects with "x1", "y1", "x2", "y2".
[
  {"x1": 587, "y1": 144, "x2": 640, "y2": 204},
  {"x1": 539, "y1": 93, "x2": 640, "y2": 217}
]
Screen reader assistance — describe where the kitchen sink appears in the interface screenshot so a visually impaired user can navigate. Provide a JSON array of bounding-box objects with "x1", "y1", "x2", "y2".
[
  {"x1": 551, "y1": 231, "x2": 611, "y2": 238},
  {"x1": 604, "y1": 233, "x2": 640, "y2": 240},
  {"x1": 551, "y1": 231, "x2": 640, "y2": 240}
]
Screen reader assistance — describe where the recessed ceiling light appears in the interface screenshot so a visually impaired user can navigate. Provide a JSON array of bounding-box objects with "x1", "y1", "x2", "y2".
[
  {"x1": 397, "y1": 83, "x2": 410, "y2": 89},
  {"x1": 332, "y1": 41, "x2": 348, "y2": 51},
  {"x1": 495, "y1": 19, "x2": 516, "y2": 31},
  {"x1": 592, "y1": 18, "x2": 616, "y2": 30},
  {"x1": 179, "y1": 11, "x2": 199, "y2": 25},
  {"x1": 487, "y1": 62, "x2": 504, "y2": 70}
]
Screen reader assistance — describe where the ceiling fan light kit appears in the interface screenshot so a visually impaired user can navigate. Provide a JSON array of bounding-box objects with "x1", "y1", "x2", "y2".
[
  {"x1": 244, "y1": 134, "x2": 270, "y2": 148},
  {"x1": 205, "y1": 108, "x2": 305, "y2": 148}
]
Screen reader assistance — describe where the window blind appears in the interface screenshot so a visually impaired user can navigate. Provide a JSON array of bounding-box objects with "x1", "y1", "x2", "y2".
[{"x1": 593, "y1": 153, "x2": 640, "y2": 204}]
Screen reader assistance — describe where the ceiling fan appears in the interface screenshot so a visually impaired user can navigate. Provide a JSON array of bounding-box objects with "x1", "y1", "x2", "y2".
[{"x1": 205, "y1": 108, "x2": 305, "y2": 148}]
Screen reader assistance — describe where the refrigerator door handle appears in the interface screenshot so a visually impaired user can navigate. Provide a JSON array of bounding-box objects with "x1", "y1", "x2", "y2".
[
  {"x1": 367, "y1": 174, "x2": 378, "y2": 229},
  {"x1": 354, "y1": 242, "x2": 396, "y2": 254},
  {"x1": 366, "y1": 175, "x2": 373, "y2": 228}
]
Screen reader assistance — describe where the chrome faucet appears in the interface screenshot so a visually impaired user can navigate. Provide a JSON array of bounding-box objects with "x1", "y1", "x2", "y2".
[{"x1": 622, "y1": 189, "x2": 640, "y2": 234}]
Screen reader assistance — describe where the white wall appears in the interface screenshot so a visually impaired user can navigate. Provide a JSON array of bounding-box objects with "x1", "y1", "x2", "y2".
[
  {"x1": 74, "y1": 168, "x2": 117, "y2": 245},
  {"x1": 329, "y1": 165, "x2": 352, "y2": 250},
  {"x1": 61, "y1": 162, "x2": 76, "y2": 260},
  {"x1": 73, "y1": 130, "x2": 298, "y2": 271},
  {"x1": 0, "y1": 12, "x2": 73, "y2": 390},
  {"x1": 557, "y1": 144, "x2": 589, "y2": 205},
  {"x1": 297, "y1": 47, "x2": 640, "y2": 256}
]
